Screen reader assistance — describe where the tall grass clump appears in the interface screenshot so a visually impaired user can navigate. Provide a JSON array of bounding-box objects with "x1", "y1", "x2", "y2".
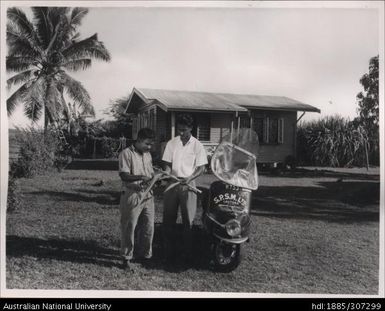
[{"x1": 297, "y1": 116, "x2": 369, "y2": 167}]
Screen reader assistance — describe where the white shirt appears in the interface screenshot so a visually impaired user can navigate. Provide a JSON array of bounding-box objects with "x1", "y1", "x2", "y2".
[{"x1": 162, "y1": 135, "x2": 208, "y2": 178}]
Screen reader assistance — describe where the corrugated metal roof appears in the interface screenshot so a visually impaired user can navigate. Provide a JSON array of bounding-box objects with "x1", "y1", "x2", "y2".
[
  {"x1": 127, "y1": 88, "x2": 320, "y2": 113},
  {"x1": 135, "y1": 88, "x2": 248, "y2": 112},
  {"x1": 215, "y1": 93, "x2": 321, "y2": 112}
]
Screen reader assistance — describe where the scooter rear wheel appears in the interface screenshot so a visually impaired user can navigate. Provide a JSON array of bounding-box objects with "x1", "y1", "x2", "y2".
[{"x1": 213, "y1": 241, "x2": 242, "y2": 272}]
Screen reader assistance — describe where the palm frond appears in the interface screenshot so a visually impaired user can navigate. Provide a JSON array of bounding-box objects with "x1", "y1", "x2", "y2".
[
  {"x1": 31, "y1": 7, "x2": 67, "y2": 50},
  {"x1": 47, "y1": 7, "x2": 72, "y2": 50},
  {"x1": 60, "y1": 72, "x2": 94, "y2": 116},
  {"x1": 7, "y1": 7, "x2": 35, "y2": 40},
  {"x1": 47, "y1": 8, "x2": 84, "y2": 51},
  {"x1": 6, "y1": 22, "x2": 23, "y2": 44},
  {"x1": 58, "y1": 8, "x2": 88, "y2": 46},
  {"x1": 61, "y1": 98, "x2": 71, "y2": 122},
  {"x1": 7, "y1": 69, "x2": 38, "y2": 89},
  {"x1": 31, "y1": 7, "x2": 50, "y2": 48},
  {"x1": 7, "y1": 82, "x2": 30, "y2": 116},
  {"x1": 48, "y1": 7, "x2": 70, "y2": 25},
  {"x1": 70, "y1": 8, "x2": 89, "y2": 27},
  {"x1": 62, "y1": 58, "x2": 91, "y2": 71},
  {"x1": 6, "y1": 55, "x2": 37, "y2": 72},
  {"x1": 7, "y1": 9, "x2": 42, "y2": 56},
  {"x1": 70, "y1": 32, "x2": 80, "y2": 42},
  {"x1": 62, "y1": 33, "x2": 111, "y2": 62},
  {"x1": 23, "y1": 77, "x2": 47, "y2": 122},
  {"x1": 7, "y1": 22, "x2": 41, "y2": 58},
  {"x1": 23, "y1": 96, "x2": 44, "y2": 122}
]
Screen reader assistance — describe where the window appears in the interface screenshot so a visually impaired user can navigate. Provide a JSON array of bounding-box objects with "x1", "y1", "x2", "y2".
[
  {"x1": 278, "y1": 118, "x2": 284, "y2": 144},
  {"x1": 269, "y1": 118, "x2": 278, "y2": 144},
  {"x1": 240, "y1": 116, "x2": 250, "y2": 128},
  {"x1": 197, "y1": 114, "x2": 211, "y2": 141},
  {"x1": 252, "y1": 115, "x2": 284, "y2": 144},
  {"x1": 253, "y1": 117, "x2": 265, "y2": 143}
]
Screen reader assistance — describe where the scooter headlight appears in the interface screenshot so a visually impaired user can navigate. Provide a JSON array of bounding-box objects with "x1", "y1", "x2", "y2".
[{"x1": 225, "y1": 219, "x2": 241, "y2": 237}]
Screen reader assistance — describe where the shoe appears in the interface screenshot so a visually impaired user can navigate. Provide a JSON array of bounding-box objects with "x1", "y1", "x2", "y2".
[
  {"x1": 121, "y1": 258, "x2": 129, "y2": 269},
  {"x1": 121, "y1": 258, "x2": 135, "y2": 272},
  {"x1": 139, "y1": 257, "x2": 154, "y2": 268}
]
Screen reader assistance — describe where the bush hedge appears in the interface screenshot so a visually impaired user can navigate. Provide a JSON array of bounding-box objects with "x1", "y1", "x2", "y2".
[{"x1": 11, "y1": 127, "x2": 71, "y2": 178}]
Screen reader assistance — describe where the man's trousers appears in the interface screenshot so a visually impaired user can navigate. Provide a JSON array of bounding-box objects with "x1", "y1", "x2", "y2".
[
  {"x1": 119, "y1": 190, "x2": 154, "y2": 260},
  {"x1": 162, "y1": 182, "x2": 197, "y2": 260}
]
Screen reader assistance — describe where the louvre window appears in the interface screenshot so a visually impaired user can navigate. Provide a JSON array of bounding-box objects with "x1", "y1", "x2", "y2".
[
  {"x1": 278, "y1": 118, "x2": 284, "y2": 144},
  {"x1": 197, "y1": 114, "x2": 211, "y2": 141}
]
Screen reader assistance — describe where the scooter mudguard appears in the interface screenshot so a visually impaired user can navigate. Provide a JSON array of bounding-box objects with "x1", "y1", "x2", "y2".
[{"x1": 205, "y1": 180, "x2": 252, "y2": 240}]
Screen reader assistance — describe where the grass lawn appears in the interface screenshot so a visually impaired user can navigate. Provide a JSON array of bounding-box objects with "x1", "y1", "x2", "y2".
[{"x1": 6, "y1": 164, "x2": 380, "y2": 294}]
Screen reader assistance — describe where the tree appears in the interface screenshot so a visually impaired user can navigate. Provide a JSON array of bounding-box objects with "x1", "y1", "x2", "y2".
[
  {"x1": 103, "y1": 95, "x2": 133, "y2": 138},
  {"x1": 6, "y1": 7, "x2": 111, "y2": 128},
  {"x1": 356, "y1": 55, "x2": 379, "y2": 164}
]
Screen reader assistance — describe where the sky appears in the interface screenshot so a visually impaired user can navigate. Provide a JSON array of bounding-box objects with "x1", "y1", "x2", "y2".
[{"x1": 3, "y1": 1, "x2": 382, "y2": 128}]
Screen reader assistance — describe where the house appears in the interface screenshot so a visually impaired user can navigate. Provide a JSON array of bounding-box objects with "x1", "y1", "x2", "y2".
[{"x1": 124, "y1": 88, "x2": 320, "y2": 165}]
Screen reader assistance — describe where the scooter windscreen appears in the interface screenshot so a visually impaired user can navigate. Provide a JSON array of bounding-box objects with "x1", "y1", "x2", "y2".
[{"x1": 210, "y1": 128, "x2": 259, "y2": 190}]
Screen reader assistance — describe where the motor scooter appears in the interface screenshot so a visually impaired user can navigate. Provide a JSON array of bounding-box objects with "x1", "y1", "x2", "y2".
[{"x1": 202, "y1": 129, "x2": 259, "y2": 272}]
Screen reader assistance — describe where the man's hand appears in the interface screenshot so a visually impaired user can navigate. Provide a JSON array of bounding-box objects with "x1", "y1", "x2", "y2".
[
  {"x1": 131, "y1": 184, "x2": 142, "y2": 192},
  {"x1": 179, "y1": 177, "x2": 191, "y2": 185},
  {"x1": 140, "y1": 175, "x2": 154, "y2": 190},
  {"x1": 141, "y1": 175, "x2": 152, "y2": 183}
]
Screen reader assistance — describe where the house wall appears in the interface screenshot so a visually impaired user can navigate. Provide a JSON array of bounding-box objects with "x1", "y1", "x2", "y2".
[
  {"x1": 253, "y1": 110, "x2": 297, "y2": 163},
  {"x1": 133, "y1": 104, "x2": 297, "y2": 164},
  {"x1": 154, "y1": 110, "x2": 234, "y2": 160},
  {"x1": 156, "y1": 107, "x2": 169, "y2": 143},
  {"x1": 130, "y1": 105, "x2": 167, "y2": 162},
  {"x1": 210, "y1": 110, "x2": 297, "y2": 163}
]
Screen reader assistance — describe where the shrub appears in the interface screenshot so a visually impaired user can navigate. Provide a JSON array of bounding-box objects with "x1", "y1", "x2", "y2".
[
  {"x1": 99, "y1": 136, "x2": 121, "y2": 158},
  {"x1": 66, "y1": 135, "x2": 124, "y2": 159},
  {"x1": 12, "y1": 127, "x2": 70, "y2": 178},
  {"x1": 7, "y1": 173, "x2": 20, "y2": 212}
]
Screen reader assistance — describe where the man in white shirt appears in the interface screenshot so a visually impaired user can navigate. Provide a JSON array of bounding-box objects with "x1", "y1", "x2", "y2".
[{"x1": 162, "y1": 113, "x2": 208, "y2": 266}]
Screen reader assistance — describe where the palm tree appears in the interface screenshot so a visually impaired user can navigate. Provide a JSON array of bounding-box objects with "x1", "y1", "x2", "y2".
[{"x1": 6, "y1": 7, "x2": 111, "y2": 128}]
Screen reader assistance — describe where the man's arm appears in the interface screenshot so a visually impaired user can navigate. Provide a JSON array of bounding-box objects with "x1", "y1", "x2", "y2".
[
  {"x1": 180, "y1": 141, "x2": 208, "y2": 184},
  {"x1": 181, "y1": 165, "x2": 206, "y2": 185},
  {"x1": 119, "y1": 149, "x2": 152, "y2": 183},
  {"x1": 119, "y1": 172, "x2": 152, "y2": 183},
  {"x1": 162, "y1": 161, "x2": 172, "y2": 175}
]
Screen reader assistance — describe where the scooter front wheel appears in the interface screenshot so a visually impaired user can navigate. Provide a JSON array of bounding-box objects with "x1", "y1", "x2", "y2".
[{"x1": 212, "y1": 241, "x2": 242, "y2": 272}]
